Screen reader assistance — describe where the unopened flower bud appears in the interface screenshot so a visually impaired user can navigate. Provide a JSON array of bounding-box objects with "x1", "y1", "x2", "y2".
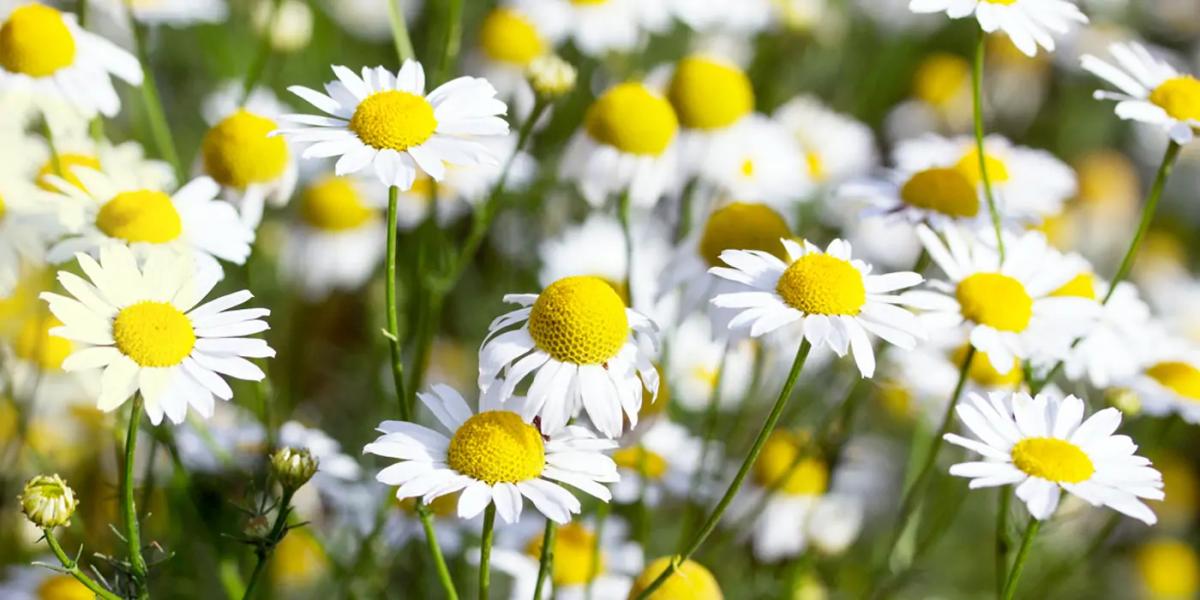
[
  {"x1": 270, "y1": 447, "x2": 319, "y2": 490},
  {"x1": 19, "y1": 474, "x2": 78, "y2": 529},
  {"x1": 253, "y1": 0, "x2": 313, "y2": 53},
  {"x1": 528, "y1": 55, "x2": 576, "y2": 98},
  {"x1": 1107, "y1": 387, "x2": 1141, "y2": 416}
]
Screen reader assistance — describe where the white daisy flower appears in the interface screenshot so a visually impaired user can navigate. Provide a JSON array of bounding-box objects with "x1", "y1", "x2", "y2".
[
  {"x1": 1, "y1": 312, "x2": 99, "y2": 408},
  {"x1": 0, "y1": 3, "x2": 142, "y2": 117},
  {"x1": 1048, "y1": 270, "x2": 1155, "y2": 389},
  {"x1": 470, "y1": 4, "x2": 560, "y2": 119},
  {"x1": 560, "y1": 81, "x2": 679, "y2": 209},
  {"x1": 43, "y1": 168, "x2": 254, "y2": 278},
  {"x1": 945, "y1": 391, "x2": 1163, "y2": 524},
  {"x1": 92, "y1": 0, "x2": 228, "y2": 26},
  {"x1": 1081, "y1": 41, "x2": 1200, "y2": 144},
  {"x1": 611, "y1": 418, "x2": 705, "y2": 506},
  {"x1": 363, "y1": 384, "x2": 619, "y2": 524},
  {"x1": 699, "y1": 114, "x2": 812, "y2": 207},
  {"x1": 661, "y1": 54, "x2": 756, "y2": 177},
  {"x1": 491, "y1": 516, "x2": 644, "y2": 600},
  {"x1": 709, "y1": 238, "x2": 926, "y2": 378},
  {"x1": 1125, "y1": 334, "x2": 1200, "y2": 425},
  {"x1": 41, "y1": 245, "x2": 275, "y2": 425},
  {"x1": 0, "y1": 174, "x2": 55, "y2": 297},
  {"x1": 774, "y1": 95, "x2": 878, "y2": 186},
  {"x1": 884, "y1": 52, "x2": 973, "y2": 141},
  {"x1": 479, "y1": 275, "x2": 660, "y2": 437},
  {"x1": 277, "y1": 60, "x2": 509, "y2": 190},
  {"x1": 515, "y1": 0, "x2": 668, "y2": 57},
  {"x1": 665, "y1": 314, "x2": 756, "y2": 413},
  {"x1": 908, "y1": 0, "x2": 1088, "y2": 57},
  {"x1": 16, "y1": 133, "x2": 175, "y2": 196}
]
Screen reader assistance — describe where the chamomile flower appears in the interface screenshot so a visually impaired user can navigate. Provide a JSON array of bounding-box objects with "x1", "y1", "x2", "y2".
[
  {"x1": 0, "y1": 174, "x2": 55, "y2": 297},
  {"x1": 21, "y1": 134, "x2": 174, "y2": 195},
  {"x1": 479, "y1": 275, "x2": 660, "y2": 437},
  {"x1": 2, "y1": 312, "x2": 99, "y2": 407},
  {"x1": 710, "y1": 238, "x2": 925, "y2": 378},
  {"x1": 665, "y1": 314, "x2": 756, "y2": 412},
  {"x1": 945, "y1": 391, "x2": 1163, "y2": 524},
  {"x1": 92, "y1": 0, "x2": 228, "y2": 26},
  {"x1": 471, "y1": 5, "x2": 558, "y2": 118},
  {"x1": 885, "y1": 52, "x2": 973, "y2": 140},
  {"x1": 1134, "y1": 537, "x2": 1200, "y2": 600},
  {"x1": 363, "y1": 384, "x2": 619, "y2": 524},
  {"x1": 41, "y1": 245, "x2": 275, "y2": 425},
  {"x1": 43, "y1": 168, "x2": 253, "y2": 278},
  {"x1": 611, "y1": 419, "x2": 704, "y2": 505},
  {"x1": 561, "y1": 81, "x2": 679, "y2": 209},
  {"x1": 491, "y1": 516, "x2": 644, "y2": 600},
  {"x1": 280, "y1": 420, "x2": 363, "y2": 488},
  {"x1": 887, "y1": 331, "x2": 1029, "y2": 423},
  {"x1": 0, "y1": 4, "x2": 142, "y2": 117},
  {"x1": 908, "y1": 0, "x2": 1088, "y2": 57},
  {"x1": 515, "y1": 0, "x2": 668, "y2": 57},
  {"x1": 663, "y1": 54, "x2": 756, "y2": 175},
  {"x1": 909, "y1": 225, "x2": 1099, "y2": 373},
  {"x1": 700, "y1": 114, "x2": 811, "y2": 207},
  {"x1": 1081, "y1": 41, "x2": 1200, "y2": 144},
  {"x1": 775, "y1": 95, "x2": 878, "y2": 186},
  {"x1": 278, "y1": 61, "x2": 509, "y2": 190},
  {"x1": 1051, "y1": 271, "x2": 1154, "y2": 389},
  {"x1": 1125, "y1": 336, "x2": 1200, "y2": 425}
]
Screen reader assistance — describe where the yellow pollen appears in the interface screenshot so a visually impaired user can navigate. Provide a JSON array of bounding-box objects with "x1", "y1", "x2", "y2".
[
  {"x1": 0, "y1": 5, "x2": 75, "y2": 77},
  {"x1": 201, "y1": 110, "x2": 290, "y2": 189},
  {"x1": 956, "y1": 273, "x2": 1033, "y2": 332},
  {"x1": 526, "y1": 522, "x2": 605, "y2": 586},
  {"x1": 349, "y1": 90, "x2": 438, "y2": 151},
  {"x1": 753, "y1": 431, "x2": 829, "y2": 495},
  {"x1": 1149, "y1": 76, "x2": 1200, "y2": 122},
  {"x1": 953, "y1": 345, "x2": 1022, "y2": 387},
  {"x1": 776, "y1": 253, "x2": 866, "y2": 316},
  {"x1": 740, "y1": 158, "x2": 755, "y2": 177},
  {"x1": 900, "y1": 168, "x2": 980, "y2": 218},
  {"x1": 982, "y1": 0, "x2": 1018, "y2": 4},
  {"x1": 300, "y1": 176, "x2": 376, "y2": 231},
  {"x1": 113, "y1": 301, "x2": 196, "y2": 367},
  {"x1": 913, "y1": 53, "x2": 969, "y2": 107},
  {"x1": 37, "y1": 574, "x2": 94, "y2": 600},
  {"x1": 446, "y1": 411, "x2": 545, "y2": 485},
  {"x1": 806, "y1": 152, "x2": 826, "y2": 182},
  {"x1": 96, "y1": 190, "x2": 182, "y2": 244},
  {"x1": 479, "y1": 8, "x2": 544, "y2": 66},
  {"x1": 15, "y1": 316, "x2": 71, "y2": 371},
  {"x1": 699, "y1": 202, "x2": 791, "y2": 268},
  {"x1": 1050, "y1": 272, "x2": 1097, "y2": 300},
  {"x1": 1147, "y1": 361, "x2": 1200, "y2": 402},
  {"x1": 571, "y1": 0, "x2": 609, "y2": 4},
  {"x1": 1010, "y1": 437, "x2": 1094, "y2": 483},
  {"x1": 613, "y1": 446, "x2": 669, "y2": 480},
  {"x1": 585, "y1": 82, "x2": 678, "y2": 156},
  {"x1": 955, "y1": 148, "x2": 1011, "y2": 186},
  {"x1": 629, "y1": 557, "x2": 724, "y2": 600},
  {"x1": 37, "y1": 153, "x2": 102, "y2": 192},
  {"x1": 1136, "y1": 538, "x2": 1200, "y2": 599},
  {"x1": 667, "y1": 56, "x2": 754, "y2": 131},
  {"x1": 528, "y1": 276, "x2": 629, "y2": 365}
]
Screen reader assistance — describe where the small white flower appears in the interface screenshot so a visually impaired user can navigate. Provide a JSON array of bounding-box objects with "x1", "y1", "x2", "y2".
[
  {"x1": 611, "y1": 419, "x2": 705, "y2": 506},
  {"x1": 1125, "y1": 335, "x2": 1200, "y2": 425},
  {"x1": 774, "y1": 95, "x2": 878, "y2": 186},
  {"x1": 514, "y1": 0, "x2": 667, "y2": 57},
  {"x1": 1081, "y1": 41, "x2": 1200, "y2": 144},
  {"x1": 908, "y1": 0, "x2": 1088, "y2": 57}
]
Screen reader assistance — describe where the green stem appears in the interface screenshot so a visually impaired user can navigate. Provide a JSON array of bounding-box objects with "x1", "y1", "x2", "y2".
[
  {"x1": 617, "y1": 189, "x2": 634, "y2": 309},
  {"x1": 632, "y1": 341, "x2": 812, "y2": 600},
  {"x1": 478, "y1": 504, "x2": 496, "y2": 600},
  {"x1": 44, "y1": 530, "x2": 123, "y2": 600},
  {"x1": 122, "y1": 395, "x2": 149, "y2": 597},
  {"x1": 678, "y1": 344, "x2": 729, "y2": 550},
  {"x1": 241, "y1": 488, "x2": 295, "y2": 600},
  {"x1": 972, "y1": 27, "x2": 1005, "y2": 260},
  {"x1": 130, "y1": 21, "x2": 184, "y2": 182},
  {"x1": 1002, "y1": 519, "x2": 1041, "y2": 600},
  {"x1": 385, "y1": 186, "x2": 410, "y2": 421},
  {"x1": 532, "y1": 520, "x2": 557, "y2": 600},
  {"x1": 77, "y1": 0, "x2": 89, "y2": 26},
  {"x1": 994, "y1": 488, "x2": 1011, "y2": 599},
  {"x1": 386, "y1": 0, "x2": 416, "y2": 63},
  {"x1": 417, "y1": 503, "x2": 459, "y2": 599},
  {"x1": 241, "y1": 0, "x2": 283, "y2": 105},
  {"x1": 436, "y1": 0, "x2": 464, "y2": 85}
]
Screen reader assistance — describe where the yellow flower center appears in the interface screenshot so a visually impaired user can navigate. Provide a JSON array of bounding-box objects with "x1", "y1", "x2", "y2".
[
  {"x1": 300, "y1": 176, "x2": 376, "y2": 231},
  {"x1": 571, "y1": 0, "x2": 609, "y2": 4},
  {"x1": 900, "y1": 168, "x2": 980, "y2": 218},
  {"x1": 667, "y1": 56, "x2": 754, "y2": 131},
  {"x1": 982, "y1": 0, "x2": 1018, "y2": 4},
  {"x1": 349, "y1": 90, "x2": 438, "y2": 151},
  {"x1": 955, "y1": 273, "x2": 1033, "y2": 332},
  {"x1": 699, "y1": 202, "x2": 791, "y2": 268},
  {"x1": 1149, "y1": 76, "x2": 1200, "y2": 122},
  {"x1": 201, "y1": 110, "x2": 290, "y2": 189},
  {"x1": 270, "y1": 529, "x2": 329, "y2": 589},
  {"x1": 1050, "y1": 272, "x2": 1096, "y2": 300},
  {"x1": 37, "y1": 574, "x2": 94, "y2": 600},
  {"x1": 15, "y1": 316, "x2": 71, "y2": 371},
  {"x1": 112, "y1": 301, "x2": 196, "y2": 367},
  {"x1": 629, "y1": 557, "x2": 724, "y2": 600},
  {"x1": 613, "y1": 446, "x2": 669, "y2": 480},
  {"x1": 527, "y1": 276, "x2": 629, "y2": 365},
  {"x1": 446, "y1": 411, "x2": 545, "y2": 485},
  {"x1": 96, "y1": 190, "x2": 183, "y2": 244},
  {"x1": 953, "y1": 345, "x2": 1022, "y2": 387},
  {"x1": 37, "y1": 153, "x2": 102, "y2": 192},
  {"x1": 584, "y1": 82, "x2": 678, "y2": 156},
  {"x1": 955, "y1": 148, "x2": 1011, "y2": 186},
  {"x1": 740, "y1": 158, "x2": 755, "y2": 177},
  {"x1": 479, "y1": 8, "x2": 544, "y2": 67},
  {"x1": 1136, "y1": 539, "x2": 1200, "y2": 599},
  {"x1": 776, "y1": 253, "x2": 866, "y2": 316},
  {"x1": 0, "y1": 5, "x2": 75, "y2": 77},
  {"x1": 913, "y1": 53, "x2": 969, "y2": 107},
  {"x1": 1147, "y1": 361, "x2": 1200, "y2": 401},
  {"x1": 526, "y1": 522, "x2": 604, "y2": 586},
  {"x1": 0, "y1": 193, "x2": 5, "y2": 222},
  {"x1": 1010, "y1": 437, "x2": 1094, "y2": 483},
  {"x1": 806, "y1": 152, "x2": 826, "y2": 182},
  {"x1": 753, "y1": 431, "x2": 829, "y2": 495}
]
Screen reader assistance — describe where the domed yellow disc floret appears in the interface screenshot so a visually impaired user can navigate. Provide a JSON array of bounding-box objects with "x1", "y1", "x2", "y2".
[
  {"x1": 699, "y1": 202, "x2": 791, "y2": 268},
  {"x1": 480, "y1": 8, "x2": 544, "y2": 67},
  {"x1": 900, "y1": 167, "x2": 980, "y2": 218},
  {"x1": 629, "y1": 557, "x2": 723, "y2": 600},
  {"x1": 526, "y1": 522, "x2": 605, "y2": 586},
  {"x1": 201, "y1": 110, "x2": 290, "y2": 189},
  {"x1": 1150, "y1": 76, "x2": 1200, "y2": 122},
  {"x1": 1136, "y1": 538, "x2": 1200, "y2": 599},
  {"x1": 96, "y1": 190, "x2": 183, "y2": 244},
  {"x1": 776, "y1": 253, "x2": 866, "y2": 316},
  {"x1": 300, "y1": 176, "x2": 376, "y2": 231},
  {"x1": 113, "y1": 301, "x2": 196, "y2": 367},
  {"x1": 15, "y1": 316, "x2": 71, "y2": 371},
  {"x1": 36, "y1": 574, "x2": 94, "y2": 600},
  {"x1": 0, "y1": 5, "x2": 75, "y2": 77},
  {"x1": 955, "y1": 273, "x2": 1032, "y2": 332},
  {"x1": 528, "y1": 276, "x2": 630, "y2": 365},
  {"x1": 953, "y1": 346, "x2": 1022, "y2": 387},
  {"x1": 752, "y1": 431, "x2": 829, "y2": 495},
  {"x1": 955, "y1": 148, "x2": 1010, "y2": 186},
  {"x1": 1010, "y1": 437, "x2": 1094, "y2": 483},
  {"x1": 1147, "y1": 361, "x2": 1200, "y2": 401},
  {"x1": 585, "y1": 83, "x2": 678, "y2": 156},
  {"x1": 667, "y1": 56, "x2": 754, "y2": 131},
  {"x1": 1050, "y1": 272, "x2": 1097, "y2": 300},
  {"x1": 613, "y1": 446, "x2": 668, "y2": 480},
  {"x1": 447, "y1": 411, "x2": 545, "y2": 485},
  {"x1": 350, "y1": 90, "x2": 438, "y2": 151},
  {"x1": 37, "y1": 153, "x2": 102, "y2": 192}
]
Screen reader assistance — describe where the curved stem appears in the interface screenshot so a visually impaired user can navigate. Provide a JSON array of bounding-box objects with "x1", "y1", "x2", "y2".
[
  {"x1": 478, "y1": 504, "x2": 497, "y2": 600},
  {"x1": 418, "y1": 504, "x2": 459, "y2": 599},
  {"x1": 385, "y1": 186, "x2": 410, "y2": 421},
  {"x1": 130, "y1": 21, "x2": 184, "y2": 182},
  {"x1": 632, "y1": 340, "x2": 812, "y2": 600},
  {"x1": 532, "y1": 520, "x2": 557, "y2": 600},
  {"x1": 972, "y1": 27, "x2": 1005, "y2": 260},
  {"x1": 122, "y1": 395, "x2": 149, "y2": 597},
  {"x1": 678, "y1": 344, "x2": 729, "y2": 549},
  {"x1": 1002, "y1": 519, "x2": 1041, "y2": 600},
  {"x1": 44, "y1": 530, "x2": 123, "y2": 600},
  {"x1": 617, "y1": 190, "x2": 634, "y2": 301},
  {"x1": 385, "y1": 0, "x2": 416, "y2": 63},
  {"x1": 241, "y1": 488, "x2": 294, "y2": 600}
]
